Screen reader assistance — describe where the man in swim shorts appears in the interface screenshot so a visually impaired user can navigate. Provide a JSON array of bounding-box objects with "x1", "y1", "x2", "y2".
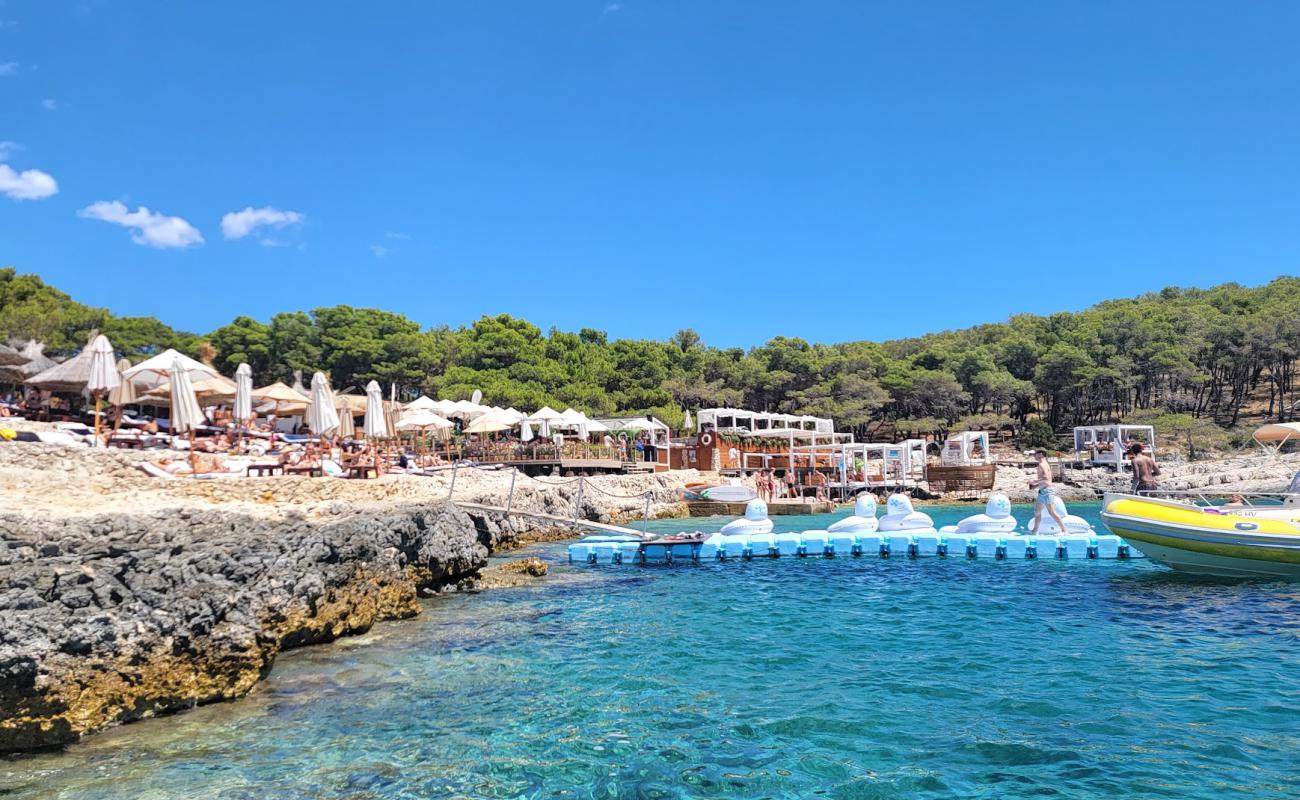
[
  {"x1": 1128, "y1": 443, "x2": 1160, "y2": 495},
  {"x1": 1030, "y1": 449, "x2": 1068, "y2": 534}
]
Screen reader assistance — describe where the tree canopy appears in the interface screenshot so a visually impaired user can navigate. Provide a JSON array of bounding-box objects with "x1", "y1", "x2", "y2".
[{"x1": 3, "y1": 266, "x2": 1299, "y2": 438}]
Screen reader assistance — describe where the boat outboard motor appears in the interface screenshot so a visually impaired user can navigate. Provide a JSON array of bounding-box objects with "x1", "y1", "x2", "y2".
[
  {"x1": 877, "y1": 493, "x2": 936, "y2": 532},
  {"x1": 941, "y1": 492, "x2": 1019, "y2": 534},
  {"x1": 828, "y1": 494, "x2": 880, "y2": 533},
  {"x1": 1035, "y1": 496, "x2": 1094, "y2": 535},
  {"x1": 719, "y1": 498, "x2": 775, "y2": 536}
]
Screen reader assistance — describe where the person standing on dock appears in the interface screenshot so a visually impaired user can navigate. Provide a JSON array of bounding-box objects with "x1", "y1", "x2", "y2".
[
  {"x1": 1029, "y1": 450, "x2": 1068, "y2": 534},
  {"x1": 1128, "y1": 443, "x2": 1160, "y2": 495}
]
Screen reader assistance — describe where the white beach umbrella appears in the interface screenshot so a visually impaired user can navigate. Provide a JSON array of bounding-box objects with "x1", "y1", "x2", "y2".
[
  {"x1": 520, "y1": 420, "x2": 534, "y2": 442},
  {"x1": 406, "y1": 395, "x2": 438, "y2": 412},
  {"x1": 683, "y1": 410, "x2": 693, "y2": 430},
  {"x1": 86, "y1": 334, "x2": 119, "y2": 445},
  {"x1": 307, "y1": 371, "x2": 340, "y2": 437},
  {"x1": 464, "y1": 412, "x2": 512, "y2": 434},
  {"x1": 452, "y1": 399, "x2": 488, "y2": 419},
  {"x1": 121, "y1": 348, "x2": 219, "y2": 390},
  {"x1": 526, "y1": 406, "x2": 562, "y2": 424},
  {"x1": 86, "y1": 335, "x2": 119, "y2": 395},
  {"x1": 584, "y1": 417, "x2": 609, "y2": 433},
  {"x1": 168, "y1": 356, "x2": 204, "y2": 437},
  {"x1": 336, "y1": 399, "x2": 356, "y2": 439},
  {"x1": 233, "y1": 363, "x2": 253, "y2": 423},
  {"x1": 108, "y1": 358, "x2": 137, "y2": 407},
  {"x1": 501, "y1": 407, "x2": 525, "y2": 423},
  {"x1": 395, "y1": 410, "x2": 453, "y2": 431},
  {"x1": 557, "y1": 408, "x2": 586, "y2": 426},
  {"x1": 364, "y1": 380, "x2": 390, "y2": 439}
]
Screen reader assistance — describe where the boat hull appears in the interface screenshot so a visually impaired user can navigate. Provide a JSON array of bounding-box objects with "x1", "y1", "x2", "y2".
[{"x1": 1100, "y1": 494, "x2": 1300, "y2": 578}]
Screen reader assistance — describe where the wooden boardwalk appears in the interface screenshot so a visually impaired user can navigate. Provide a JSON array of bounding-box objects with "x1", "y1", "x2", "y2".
[{"x1": 455, "y1": 502, "x2": 647, "y2": 539}]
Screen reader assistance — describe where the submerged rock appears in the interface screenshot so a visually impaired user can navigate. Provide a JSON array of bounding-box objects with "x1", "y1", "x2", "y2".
[{"x1": 479, "y1": 556, "x2": 550, "y2": 589}]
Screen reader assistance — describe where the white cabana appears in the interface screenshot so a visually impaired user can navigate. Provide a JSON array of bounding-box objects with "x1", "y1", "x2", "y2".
[
  {"x1": 364, "y1": 380, "x2": 390, "y2": 439},
  {"x1": 121, "y1": 348, "x2": 218, "y2": 390},
  {"x1": 233, "y1": 364, "x2": 253, "y2": 423},
  {"x1": 307, "y1": 372, "x2": 340, "y2": 437}
]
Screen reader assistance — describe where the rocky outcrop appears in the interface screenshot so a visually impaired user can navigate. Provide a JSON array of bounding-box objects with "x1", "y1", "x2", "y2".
[{"x1": 0, "y1": 501, "x2": 485, "y2": 752}]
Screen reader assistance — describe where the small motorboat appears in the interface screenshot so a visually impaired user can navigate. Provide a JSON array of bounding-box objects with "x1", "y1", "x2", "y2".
[{"x1": 1100, "y1": 492, "x2": 1300, "y2": 578}]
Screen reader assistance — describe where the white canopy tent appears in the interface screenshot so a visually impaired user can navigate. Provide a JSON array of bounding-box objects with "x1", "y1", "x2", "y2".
[
  {"x1": 697, "y1": 407, "x2": 835, "y2": 435},
  {"x1": 1253, "y1": 422, "x2": 1300, "y2": 457}
]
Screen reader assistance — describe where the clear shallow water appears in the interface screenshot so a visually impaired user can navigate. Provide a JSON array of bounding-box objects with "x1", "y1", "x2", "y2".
[{"x1": 5, "y1": 503, "x2": 1300, "y2": 799}]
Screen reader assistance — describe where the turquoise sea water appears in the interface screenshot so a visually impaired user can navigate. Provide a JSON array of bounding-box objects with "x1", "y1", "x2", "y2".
[{"x1": 5, "y1": 503, "x2": 1300, "y2": 799}]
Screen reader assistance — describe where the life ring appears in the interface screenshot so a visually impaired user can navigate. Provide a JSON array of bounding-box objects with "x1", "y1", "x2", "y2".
[{"x1": 699, "y1": 431, "x2": 715, "y2": 446}]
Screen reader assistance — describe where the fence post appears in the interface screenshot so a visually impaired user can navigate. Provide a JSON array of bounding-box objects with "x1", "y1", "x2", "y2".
[
  {"x1": 574, "y1": 477, "x2": 584, "y2": 522},
  {"x1": 448, "y1": 464, "x2": 458, "y2": 503},
  {"x1": 505, "y1": 469, "x2": 517, "y2": 517}
]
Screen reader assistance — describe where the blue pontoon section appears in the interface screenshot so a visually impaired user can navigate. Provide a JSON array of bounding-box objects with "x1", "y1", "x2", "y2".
[{"x1": 567, "y1": 531, "x2": 1144, "y2": 565}]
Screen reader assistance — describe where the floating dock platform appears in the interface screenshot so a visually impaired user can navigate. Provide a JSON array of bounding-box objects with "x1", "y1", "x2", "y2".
[{"x1": 569, "y1": 530, "x2": 1145, "y2": 565}]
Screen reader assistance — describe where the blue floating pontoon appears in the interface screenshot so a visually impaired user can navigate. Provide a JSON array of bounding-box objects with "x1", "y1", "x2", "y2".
[{"x1": 567, "y1": 493, "x2": 1145, "y2": 566}]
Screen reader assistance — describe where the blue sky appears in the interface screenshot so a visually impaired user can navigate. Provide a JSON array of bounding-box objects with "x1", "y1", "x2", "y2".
[{"x1": 2, "y1": 1, "x2": 1299, "y2": 347}]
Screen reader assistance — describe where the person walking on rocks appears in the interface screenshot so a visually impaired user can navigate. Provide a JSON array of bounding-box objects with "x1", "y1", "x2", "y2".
[
  {"x1": 1029, "y1": 450, "x2": 1068, "y2": 534},
  {"x1": 1128, "y1": 442, "x2": 1160, "y2": 495}
]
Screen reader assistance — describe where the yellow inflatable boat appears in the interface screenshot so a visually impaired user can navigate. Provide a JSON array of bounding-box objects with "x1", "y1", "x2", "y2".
[{"x1": 1100, "y1": 493, "x2": 1300, "y2": 578}]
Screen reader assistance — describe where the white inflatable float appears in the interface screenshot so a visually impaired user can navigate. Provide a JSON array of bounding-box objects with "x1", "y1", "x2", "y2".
[
  {"x1": 719, "y1": 498, "x2": 774, "y2": 536},
  {"x1": 940, "y1": 493, "x2": 1018, "y2": 534},
  {"x1": 1032, "y1": 496, "x2": 1094, "y2": 535},
  {"x1": 877, "y1": 493, "x2": 936, "y2": 533},
  {"x1": 828, "y1": 494, "x2": 879, "y2": 533}
]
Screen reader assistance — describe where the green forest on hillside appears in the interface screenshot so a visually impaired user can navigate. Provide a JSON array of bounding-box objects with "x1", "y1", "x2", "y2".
[{"x1": 3, "y1": 267, "x2": 1299, "y2": 443}]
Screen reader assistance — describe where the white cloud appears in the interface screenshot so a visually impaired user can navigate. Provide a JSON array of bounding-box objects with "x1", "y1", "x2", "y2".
[
  {"x1": 41, "y1": 98, "x2": 56, "y2": 111},
  {"x1": 78, "y1": 200, "x2": 203, "y2": 249},
  {"x1": 220, "y1": 205, "x2": 304, "y2": 240},
  {"x1": 369, "y1": 244, "x2": 389, "y2": 259},
  {"x1": 0, "y1": 164, "x2": 57, "y2": 200},
  {"x1": 0, "y1": 140, "x2": 20, "y2": 161},
  {"x1": 0, "y1": 62, "x2": 17, "y2": 77},
  {"x1": 602, "y1": 3, "x2": 622, "y2": 15},
  {"x1": 385, "y1": 231, "x2": 411, "y2": 240}
]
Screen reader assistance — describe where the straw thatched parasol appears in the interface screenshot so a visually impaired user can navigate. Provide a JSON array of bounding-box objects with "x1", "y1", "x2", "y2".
[
  {"x1": 25, "y1": 336, "x2": 99, "y2": 392},
  {"x1": 0, "y1": 342, "x2": 26, "y2": 368}
]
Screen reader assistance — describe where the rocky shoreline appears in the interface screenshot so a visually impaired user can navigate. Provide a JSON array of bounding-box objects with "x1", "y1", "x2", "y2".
[{"x1": 0, "y1": 443, "x2": 698, "y2": 752}]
